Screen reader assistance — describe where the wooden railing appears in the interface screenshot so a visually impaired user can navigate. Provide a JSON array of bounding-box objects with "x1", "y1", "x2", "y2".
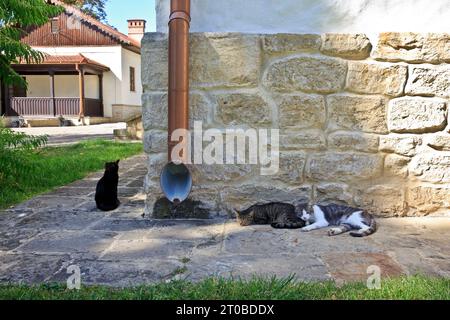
[
  {"x1": 55, "y1": 97, "x2": 79, "y2": 116},
  {"x1": 9, "y1": 97, "x2": 103, "y2": 117},
  {"x1": 10, "y1": 97, "x2": 52, "y2": 116}
]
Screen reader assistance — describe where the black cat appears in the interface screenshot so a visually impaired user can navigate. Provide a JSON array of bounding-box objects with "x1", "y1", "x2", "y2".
[{"x1": 95, "y1": 160, "x2": 120, "y2": 211}]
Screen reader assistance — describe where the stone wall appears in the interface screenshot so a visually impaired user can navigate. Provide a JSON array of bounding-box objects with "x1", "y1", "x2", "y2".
[
  {"x1": 112, "y1": 104, "x2": 142, "y2": 122},
  {"x1": 142, "y1": 32, "x2": 450, "y2": 217}
]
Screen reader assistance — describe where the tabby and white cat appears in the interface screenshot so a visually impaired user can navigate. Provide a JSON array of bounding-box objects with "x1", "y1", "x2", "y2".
[
  {"x1": 235, "y1": 202, "x2": 307, "y2": 229},
  {"x1": 299, "y1": 204, "x2": 377, "y2": 237}
]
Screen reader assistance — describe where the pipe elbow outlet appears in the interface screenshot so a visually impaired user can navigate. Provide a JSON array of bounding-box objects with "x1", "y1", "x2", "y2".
[{"x1": 160, "y1": 162, "x2": 192, "y2": 203}]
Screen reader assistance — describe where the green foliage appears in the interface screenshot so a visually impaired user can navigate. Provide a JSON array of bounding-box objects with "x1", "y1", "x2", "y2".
[
  {"x1": 0, "y1": 0, "x2": 63, "y2": 87},
  {"x1": 0, "y1": 123, "x2": 48, "y2": 193},
  {"x1": 0, "y1": 139, "x2": 142, "y2": 209},
  {"x1": 61, "y1": 0, "x2": 108, "y2": 22},
  {"x1": 0, "y1": 275, "x2": 448, "y2": 300}
]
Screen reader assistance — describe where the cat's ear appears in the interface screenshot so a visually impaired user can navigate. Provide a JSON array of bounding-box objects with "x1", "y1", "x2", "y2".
[
  {"x1": 233, "y1": 208, "x2": 241, "y2": 215},
  {"x1": 116, "y1": 159, "x2": 120, "y2": 164},
  {"x1": 302, "y1": 209, "x2": 307, "y2": 215}
]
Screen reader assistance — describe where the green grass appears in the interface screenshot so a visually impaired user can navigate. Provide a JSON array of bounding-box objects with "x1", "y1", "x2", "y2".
[
  {"x1": 0, "y1": 139, "x2": 143, "y2": 209},
  {"x1": 0, "y1": 276, "x2": 448, "y2": 300}
]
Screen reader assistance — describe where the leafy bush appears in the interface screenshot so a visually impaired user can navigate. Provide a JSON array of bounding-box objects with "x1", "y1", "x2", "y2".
[{"x1": 0, "y1": 122, "x2": 47, "y2": 187}]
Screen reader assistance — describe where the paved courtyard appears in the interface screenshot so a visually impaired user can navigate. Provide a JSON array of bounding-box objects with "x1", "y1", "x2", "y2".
[
  {"x1": 12, "y1": 123, "x2": 126, "y2": 145},
  {"x1": 0, "y1": 154, "x2": 449, "y2": 286}
]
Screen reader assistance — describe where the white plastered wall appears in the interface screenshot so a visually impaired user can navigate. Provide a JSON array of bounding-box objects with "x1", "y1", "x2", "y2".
[
  {"x1": 26, "y1": 75, "x2": 99, "y2": 99},
  {"x1": 156, "y1": 0, "x2": 450, "y2": 42},
  {"x1": 120, "y1": 47, "x2": 142, "y2": 107}
]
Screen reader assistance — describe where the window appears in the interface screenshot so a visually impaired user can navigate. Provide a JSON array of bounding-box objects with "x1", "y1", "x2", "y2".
[
  {"x1": 129, "y1": 67, "x2": 136, "y2": 92},
  {"x1": 51, "y1": 18, "x2": 60, "y2": 34}
]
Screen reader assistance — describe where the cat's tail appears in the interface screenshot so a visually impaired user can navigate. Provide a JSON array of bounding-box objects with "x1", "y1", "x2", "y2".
[
  {"x1": 271, "y1": 220, "x2": 305, "y2": 229},
  {"x1": 350, "y1": 218, "x2": 377, "y2": 237}
]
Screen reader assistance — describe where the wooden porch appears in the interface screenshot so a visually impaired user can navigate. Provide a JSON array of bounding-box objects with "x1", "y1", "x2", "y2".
[{"x1": 2, "y1": 54, "x2": 109, "y2": 119}]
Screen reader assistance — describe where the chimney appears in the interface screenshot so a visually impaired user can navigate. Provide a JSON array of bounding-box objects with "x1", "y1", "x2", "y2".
[{"x1": 127, "y1": 19, "x2": 146, "y2": 43}]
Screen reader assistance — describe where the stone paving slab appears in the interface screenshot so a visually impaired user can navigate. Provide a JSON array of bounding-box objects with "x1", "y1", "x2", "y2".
[
  {"x1": 0, "y1": 228, "x2": 41, "y2": 251},
  {"x1": 186, "y1": 253, "x2": 331, "y2": 282},
  {"x1": 49, "y1": 258, "x2": 184, "y2": 286},
  {"x1": 0, "y1": 253, "x2": 71, "y2": 284},
  {"x1": 321, "y1": 252, "x2": 404, "y2": 283},
  {"x1": 0, "y1": 153, "x2": 449, "y2": 286},
  {"x1": 15, "y1": 230, "x2": 119, "y2": 259},
  {"x1": 15, "y1": 210, "x2": 106, "y2": 231}
]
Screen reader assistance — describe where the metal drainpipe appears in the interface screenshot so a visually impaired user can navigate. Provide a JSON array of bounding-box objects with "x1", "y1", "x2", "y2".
[{"x1": 160, "y1": 0, "x2": 192, "y2": 204}]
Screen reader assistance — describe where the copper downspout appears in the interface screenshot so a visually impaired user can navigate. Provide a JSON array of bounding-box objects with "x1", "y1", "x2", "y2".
[
  {"x1": 168, "y1": 0, "x2": 190, "y2": 162},
  {"x1": 159, "y1": 0, "x2": 192, "y2": 204}
]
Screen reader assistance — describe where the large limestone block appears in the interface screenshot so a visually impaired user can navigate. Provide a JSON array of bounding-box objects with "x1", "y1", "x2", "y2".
[
  {"x1": 373, "y1": 32, "x2": 450, "y2": 63},
  {"x1": 277, "y1": 94, "x2": 326, "y2": 129},
  {"x1": 188, "y1": 186, "x2": 222, "y2": 216},
  {"x1": 262, "y1": 34, "x2": 321, "y2": 54},
  {"x1": 384, "y1": 154, "x2": 410, "y2": 178},
  {"x1": 406, "y1": 65, "x2": 450, "y2": 98},
  {"x1": 410, "y1": 153, "x2": 450, "y2": 183},
  {"x1": 314, "y1": 182, "x2": 353, "y2": 205},
  {"x1": 190, "y1": 163, "x2": 254, "y2": 183},
  {"x1": 328, "y1": 131, "x2": 379, "y2": 153},
  {"x1": 346, "y1": 61, "x2": 407, "y2": 97},
  {"x1": 271, "y1": 151, "x2": 307, "y2": 184},
  {"x1": 145, "y1": 153, "x2": 167, "y2": 182},
  {"x1": 190, "y1": 33, "x2": 261, "y2": 88},
  {"x1": 307, "y1": 153, "x2": 383, "y2": 182},
  {"x1": 327, "y1": 94, "x2": 388, "y2": 134},
  {"x1": 213, "y1": 92, "x2": 272, "y2": 127},
  {"x1": 280, "y1": 129, "x2": 327, "y2": 150},
  {"x1": 142, "y1": 92, "x2": 210, "y2": 131},
  {"x1": 379, "y1": 135, "x2": 422, "y2": 157},
  {"x1": 321, "y1": 33, "x2": 372, "y2": 60},
  {"x1": 143, "y1": 130, "x2": 167, "y2": 154},
  {"x1": 354, "y1": 186, "x2": 406, "y2": 217},
  {"x1": 141, "y1": 33, "x2": 168, "y2": 91},
  {"x1": 263, "y1": 56, "x2": 347, "y2": 93},
  {"x1": 190, "y1": 93, "x2": 212, "y2": 127},
  {"x1": 426, "y1": 135, "x2": 450, "y2": 151},
  {"x1": 407, "y1": 186, "x2": 450, "y2": 215},
  {"x1": 142, "y1": 33, "x2": 261, "y2": 90},
  {"x1": 221, "y1": 185, "x2": 312, "y2": 212},
  {"x1": 142, "y1": 93, "x2": 168, "y2": 131},
  {"x1": 388, "y1": 97, "x2": 447, "y2": 133}
]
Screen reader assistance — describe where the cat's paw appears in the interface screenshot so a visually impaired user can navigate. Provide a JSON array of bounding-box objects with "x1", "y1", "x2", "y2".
[
  {"x1": 328, "y1": 228, "x2": 340, "y2": 236},
  {"x1": 301, "y1": 227, "x2": 311, "y2": 232}
]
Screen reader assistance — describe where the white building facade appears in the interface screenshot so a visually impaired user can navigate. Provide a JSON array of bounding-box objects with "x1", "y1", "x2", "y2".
[{"x1": 1, "y1": 0, "x2": 145, "y2": 123}]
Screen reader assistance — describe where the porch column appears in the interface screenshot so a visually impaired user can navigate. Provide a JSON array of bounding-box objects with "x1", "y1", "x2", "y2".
[
  {"x1": 77, "y1": 64, "x2": 85, "y2": 122},
  {"x1": 49, "y1": 70, "x2": 56, "y2": 116},
  {"x1": 98, "y1": 74, "x2": 104, "y2": 117}
]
